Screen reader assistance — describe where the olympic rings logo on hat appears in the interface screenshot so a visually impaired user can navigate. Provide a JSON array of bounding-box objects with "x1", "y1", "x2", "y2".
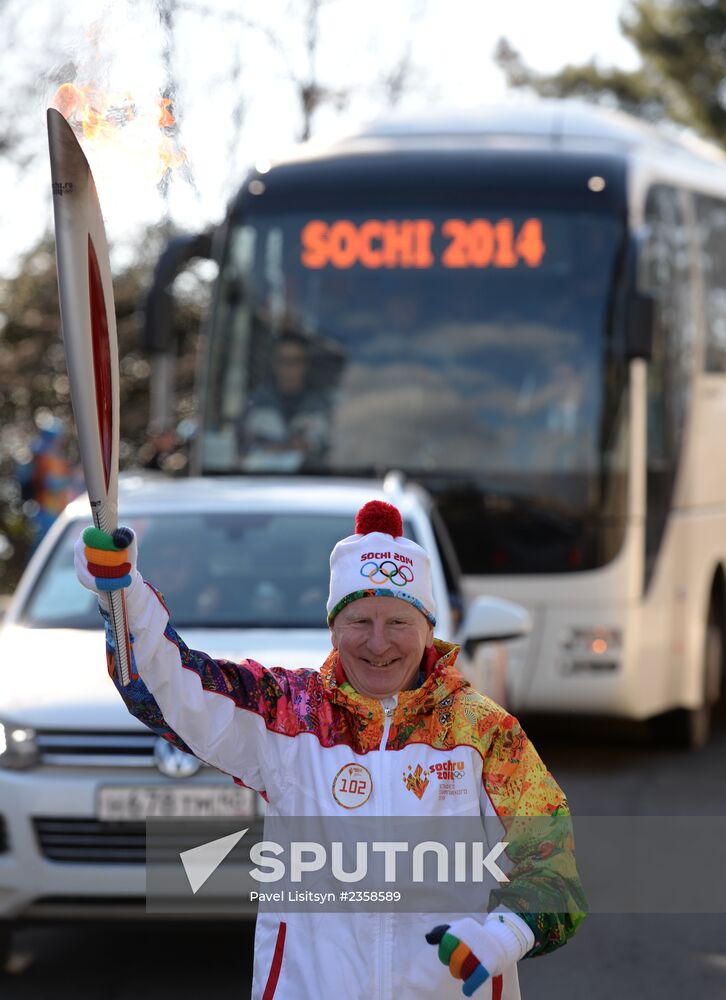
[{"x1": 360, "y1": 560, "x2": 415, "y2": 587}]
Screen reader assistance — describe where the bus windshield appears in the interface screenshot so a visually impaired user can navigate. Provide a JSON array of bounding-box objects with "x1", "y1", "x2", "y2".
[{"x1": 202, "y1": 204, "x2": 628, "y2": 573}]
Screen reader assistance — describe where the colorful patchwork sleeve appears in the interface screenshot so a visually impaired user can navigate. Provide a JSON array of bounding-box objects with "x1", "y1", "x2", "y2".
[
  {"x1": 480, "y1": 713, "x2": 588, "y2": 957},
  {"x1": 100, "y1": 574, "x2": 317, "y2": 793}
]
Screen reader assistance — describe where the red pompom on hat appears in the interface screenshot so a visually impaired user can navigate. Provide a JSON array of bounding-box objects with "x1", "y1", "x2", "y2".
[{"x1": 355, "y1": 500, "x2": 403, "y2": 538}]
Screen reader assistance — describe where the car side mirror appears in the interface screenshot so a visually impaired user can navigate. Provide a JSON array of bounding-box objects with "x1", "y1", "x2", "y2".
[
  {"x1": 625, "y1": 288, "x2": 656, "y2": 362},
  {"x1": 458, "y1": 595, "x2": 531, "y2": 658}
]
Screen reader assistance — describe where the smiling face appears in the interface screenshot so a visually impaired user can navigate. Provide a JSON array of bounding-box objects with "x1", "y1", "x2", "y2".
[{"x1": 330, "y1": 595, "x2": 434, "y2": 699}]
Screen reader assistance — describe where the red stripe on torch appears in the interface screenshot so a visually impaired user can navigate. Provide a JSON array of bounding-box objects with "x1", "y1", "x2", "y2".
[{"x1": 88, "y1": 235, "x2": 113, "y2": 492}]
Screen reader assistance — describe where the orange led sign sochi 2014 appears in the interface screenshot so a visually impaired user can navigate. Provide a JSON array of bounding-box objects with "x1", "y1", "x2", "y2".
[{"x1": 300, "y1": 218, "x2": 545, "y2": 270}]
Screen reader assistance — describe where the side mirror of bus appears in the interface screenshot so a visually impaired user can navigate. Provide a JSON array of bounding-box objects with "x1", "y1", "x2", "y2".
[
  {"x1": 459, "y1": 595, "x2": 532, "y2": 658},
  {"x1": 625, "y1": 289, "x2": 657, "y2": 362},
  {"x1": 143, "y1": 231, "x2": 214, "y2": 354}
]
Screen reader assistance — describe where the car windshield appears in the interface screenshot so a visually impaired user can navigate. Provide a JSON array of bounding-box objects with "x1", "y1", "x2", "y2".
[{"x1": 20, "y1": 511, "x2": 362, "y2": 630}]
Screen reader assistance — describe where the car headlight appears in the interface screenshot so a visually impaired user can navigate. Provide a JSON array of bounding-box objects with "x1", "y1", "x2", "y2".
[{"x1": 0, "y1": 718, "x2": 40, "y2": 769}]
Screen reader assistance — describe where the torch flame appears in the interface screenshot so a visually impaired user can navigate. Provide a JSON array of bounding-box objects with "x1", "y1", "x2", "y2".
[
  {"x1": 51, "y1": 82, "x2": 186, "y2": 183},
  {"x1": 157, "y1": 98, "x2": 175, "y2": 129}
]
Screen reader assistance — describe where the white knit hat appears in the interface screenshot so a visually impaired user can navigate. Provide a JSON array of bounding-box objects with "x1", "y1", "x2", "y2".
[{"x1": 327, "y1": 501, "x2": 436, "y2": 625}]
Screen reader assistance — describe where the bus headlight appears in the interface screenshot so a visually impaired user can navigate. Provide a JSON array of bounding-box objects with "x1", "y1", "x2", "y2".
[
  {"x1": 0, "y1": 718, "x2": 40, "y2": 770},
  {"x1": 559, "y1": 627, "x2": 623, "y2": 675}
]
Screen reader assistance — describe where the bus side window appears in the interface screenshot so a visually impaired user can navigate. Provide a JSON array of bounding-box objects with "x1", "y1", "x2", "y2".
[
  {"x1": 696, "y1": 195, "x2": 726, "y2": 374},
  {"x1": 641, "y1": 185, "x2": 695, "y2": 584}
]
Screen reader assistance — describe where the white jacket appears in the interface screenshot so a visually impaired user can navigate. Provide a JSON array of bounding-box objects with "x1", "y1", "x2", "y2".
[{"x1": 108, "y1": 576, "x2": 585, "y2": 999}]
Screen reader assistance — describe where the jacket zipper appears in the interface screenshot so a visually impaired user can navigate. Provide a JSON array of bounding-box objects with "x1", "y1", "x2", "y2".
[
  {"x1": 378, "y1": 696, "x2": 396, "y2": 999},
  {"x1": 379, "y1": 696, "x2": 396, "y2": 751}
]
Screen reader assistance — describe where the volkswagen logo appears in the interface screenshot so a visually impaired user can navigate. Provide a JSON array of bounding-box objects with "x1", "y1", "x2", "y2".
[{"x1": 153, "y1": 738, "x2": 202, "y2": 778}]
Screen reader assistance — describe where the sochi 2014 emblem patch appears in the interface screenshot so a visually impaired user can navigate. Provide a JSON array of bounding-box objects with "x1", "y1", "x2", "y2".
[
  {"x1": 402, "y1": 763, "x2": 430, "y2": 800},
  {"x1": 332, "y1": 763, "x2": 373, "y2": 809}
]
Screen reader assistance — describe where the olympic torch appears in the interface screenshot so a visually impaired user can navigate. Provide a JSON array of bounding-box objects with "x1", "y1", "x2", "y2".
[{"x1": 46, "y1": 107, "x2": 133, "y2": 686}]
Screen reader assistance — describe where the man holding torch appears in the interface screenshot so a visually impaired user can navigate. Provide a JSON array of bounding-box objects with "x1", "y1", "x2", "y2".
[{"x1": 74, "y1": 500, "x2": 586, "y2": 999}]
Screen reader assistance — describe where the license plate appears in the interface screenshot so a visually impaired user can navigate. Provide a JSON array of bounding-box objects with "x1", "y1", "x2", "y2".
[{"x1": 97, "y1": 785, "x2": 256, "y2": 820}]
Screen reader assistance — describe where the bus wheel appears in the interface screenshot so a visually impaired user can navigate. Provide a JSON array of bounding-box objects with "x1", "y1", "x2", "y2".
[{"x1": 654, "y1": 597, "x2": 724, "y2": 751}]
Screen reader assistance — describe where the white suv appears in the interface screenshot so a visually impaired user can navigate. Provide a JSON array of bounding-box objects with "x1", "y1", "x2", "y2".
[{"x1": 0, "y1": 473, "x2": 528, "y2": 962}]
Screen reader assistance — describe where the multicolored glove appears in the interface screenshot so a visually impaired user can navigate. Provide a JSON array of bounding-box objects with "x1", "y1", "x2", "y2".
[
  {"x1": 426, "y1": 913, "x2": 534, "y2": 996},
  {"x1": 74, "y1": 526, "x2": 138, "y2": 596}
]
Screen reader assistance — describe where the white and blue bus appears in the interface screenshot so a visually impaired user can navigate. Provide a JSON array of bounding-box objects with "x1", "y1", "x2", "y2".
[{"x1": 149, "y1": 101, "x2": 726, "y2": 746}]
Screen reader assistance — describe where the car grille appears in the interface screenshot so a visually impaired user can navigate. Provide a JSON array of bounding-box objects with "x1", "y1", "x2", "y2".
[
  {"x1": 36, "y1": 729, "x2": 170, "y2": 768},
  {"x1": 34, "y1": 816, "x2": 265, "y2": 864},
  {"x1": 34, "y1": 817, "x2": 148, "y2": 863}
]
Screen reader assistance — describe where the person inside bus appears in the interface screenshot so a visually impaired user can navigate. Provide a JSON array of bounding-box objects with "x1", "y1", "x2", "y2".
[{"x1": 238, "y1": 329, "x2": 331, "y2": 472}]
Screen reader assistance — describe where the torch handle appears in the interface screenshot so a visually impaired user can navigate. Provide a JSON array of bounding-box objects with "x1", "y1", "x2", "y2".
[
  {"x1": 91, "y1": 497, "x2": 133, "y2": 686},
  {"x1": 106, "y1": 589, "x2": 132, "y2": 687}
]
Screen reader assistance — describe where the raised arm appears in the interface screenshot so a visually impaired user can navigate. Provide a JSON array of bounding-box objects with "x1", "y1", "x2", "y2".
[{"x1": 74, "y1": 526, "x2": 295, "y2": 794}]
